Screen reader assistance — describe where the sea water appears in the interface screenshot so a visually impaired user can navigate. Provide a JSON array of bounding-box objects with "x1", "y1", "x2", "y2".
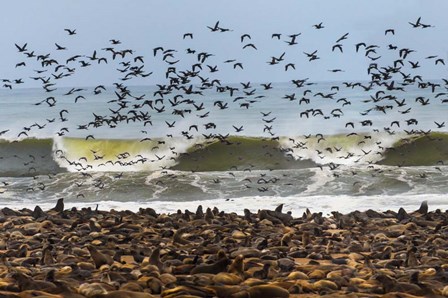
[{"x1": 0, "y1": 81, "x2": 447, "y2": 216}]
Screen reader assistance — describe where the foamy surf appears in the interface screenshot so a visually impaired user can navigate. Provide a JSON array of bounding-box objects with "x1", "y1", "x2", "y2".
[{"x1": 279, "y1": 132, "x2": 402, "y2": 166}]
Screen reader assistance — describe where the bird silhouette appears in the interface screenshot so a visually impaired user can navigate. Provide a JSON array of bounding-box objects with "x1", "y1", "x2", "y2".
[{"x1": 15, "y1": 43, "x2": 27, "y2": 52}]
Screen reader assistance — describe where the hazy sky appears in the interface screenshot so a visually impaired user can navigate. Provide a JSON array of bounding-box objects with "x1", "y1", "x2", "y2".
[{"x1": 1, "y1": 0, "x2": 447, "y2": 87}]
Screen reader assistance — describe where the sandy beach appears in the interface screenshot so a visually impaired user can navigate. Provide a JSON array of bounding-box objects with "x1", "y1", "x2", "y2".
[{"x1": 0, "y1": 199, "x2": 446, "y2": 297}]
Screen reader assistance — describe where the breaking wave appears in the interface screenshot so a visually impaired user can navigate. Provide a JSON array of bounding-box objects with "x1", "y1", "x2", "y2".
[{"x1": 0, "y1": 132, "x2": 447, "y2": 176}]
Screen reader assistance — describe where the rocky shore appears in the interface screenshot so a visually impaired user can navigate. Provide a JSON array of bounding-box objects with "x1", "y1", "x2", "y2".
[{"x1": 0, "y1": 199, "x2": 447, "y2": 297}]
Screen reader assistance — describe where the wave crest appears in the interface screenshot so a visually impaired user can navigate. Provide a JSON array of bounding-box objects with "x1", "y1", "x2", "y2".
[{"x1": 0, "y1": 132, "x2": 447, "y2": 176}]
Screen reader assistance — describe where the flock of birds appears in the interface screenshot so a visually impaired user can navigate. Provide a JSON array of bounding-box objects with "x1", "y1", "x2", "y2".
[{"x1": 0, "y1": 17, "x2": 447, "y2": 195}]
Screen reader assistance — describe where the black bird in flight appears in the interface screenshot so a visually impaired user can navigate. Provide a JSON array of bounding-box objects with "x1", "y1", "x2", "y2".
[
  {"x1": 243, "y1": 43, "x2": 257, "y2": 50},
  {"x1": 285, "y1": 63, "x2": 295, "y2": 71},
  {"x1": 313, "y1": 22, "x2": 324, "y2": 29},
  {"x1": 336, "y1": 33, "x2": 349, "y2": 43},
  {"x1": 153, "y1": 47, "x2": 164, "y2": 56},
  {"x1": 233, "y1": 62, "x2": 243, "y2": 69},
  {"x1": 409, "y1": 17, "x2": 421, "y2": 28},
  {"x1": 332, "y1": 44, "x2": 343, "y2": 53},
  {"x1": 64, "y1": 29, "x2": 76, "y2": 35},
  {"x1": 55, "y1": 43, "x2": 66, "y2": 50},
  {"x1": 233, "y1": 125, "x2": 244, "y2": 132},
  {"x1": 434, "y1": 121, "x2": 445, "y2": 128},
  {"x1": 207, "y1": 21, "x2": 220, "y2": 32},
  {"x1": 355, "y1": 42, "x2": 366, "y2": 52},
  {"x1": 15, "y1": 43, "x2": 27, "y2": 52},
  {"x1": 241, "y1": 34, "x2": 251, "y2": 42}
]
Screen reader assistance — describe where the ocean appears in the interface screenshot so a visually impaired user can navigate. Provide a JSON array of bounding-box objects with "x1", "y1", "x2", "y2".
[{"x1": 0, "y1": 80, "x2": 447, "y2": 216}]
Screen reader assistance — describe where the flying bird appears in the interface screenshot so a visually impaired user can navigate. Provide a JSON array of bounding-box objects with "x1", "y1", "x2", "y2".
[
  {"x1": 240, "y1": 34, "x2": 251, "y2": 42},
  {"x1": 285, "y1": 63, "x2": 295, "y2": 71},
  {"x1": 243, "y1": 43, "x2": 257, "y2": 50},
  {"x1": 55, "y1": 43, "x2": 66, "y2": 50},
  {"x1": 336, "y1": 33, "x2": 349, "y2": 43},
  {"x1": 207, "y1": 21, "x2": 220, "y2": 32},
  {"x1": 15, "y1": 43, "x2": 27, "y2": 52},
  {"x1": 313, "y1": 22, "x2": 324, "y2": 29},
  {"x1": 332, "y1": 44, "x2": 343, "y2": 52},
  {"x1": 64, "y1": 28, "x2": 76, "y2": 35}
]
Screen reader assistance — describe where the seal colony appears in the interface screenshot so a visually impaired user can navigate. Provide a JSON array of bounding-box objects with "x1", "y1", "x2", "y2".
[{"x1": 0, "y1": 200, "x2": 447, "y2": 297}]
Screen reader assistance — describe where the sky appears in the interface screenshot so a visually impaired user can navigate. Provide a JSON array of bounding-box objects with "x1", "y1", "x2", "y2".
[{"x1": 1, "y1": 0, "x2": 448, "y2": 88}]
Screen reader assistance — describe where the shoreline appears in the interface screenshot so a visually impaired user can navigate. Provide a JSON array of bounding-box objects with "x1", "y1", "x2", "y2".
[
  {"x1": 0, "y1": 200, "x2": 447, "y2": 297},
  {"x1": 1, "y1": 194, "x2": 447, "y2": 218}
]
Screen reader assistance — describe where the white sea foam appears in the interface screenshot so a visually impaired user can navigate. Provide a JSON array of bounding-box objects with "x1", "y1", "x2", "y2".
[{"x1": 279, "y1": 132, "x2": 402, "y2": 166}]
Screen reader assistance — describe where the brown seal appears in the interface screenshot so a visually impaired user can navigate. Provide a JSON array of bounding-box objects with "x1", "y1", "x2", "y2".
[
  {"x1": 415, "y1": 200, "x2": 428, "y2": 215},
  {"x1": 86, "y1": 245, "x2": 113, "y2": 269},
  {"x1": 231, "y1": 284, "x2": 289, "y2": 298},
  {"x1": 191, "y1": 257, "x2": 230, "y2": 275},
  {"x1": 51, "y1": 198, "x2": 65, "y2": 213},
  {"x1": 212, "y1": 272, "x2": 243, "y2": 285},
  {"x1": 173, "y1": 227, "x2": 191, "y2": 245},
  {"x1": 32, "y1": 205, "x2": 47, "y2": 219},
  {"x1": 374, "y1": 274, "x2": 423, "y2": 296},
  {"x1": 11, "y1": 272, "x2": 56, "y2": 292},
  {"x1": 97, "y1": 290, "x2": 156, "y2": 298},
  {"x1": 148, "y1": 246, "x2": 164, "y2": 271},
  {"x1": 40, "y1": 244, "x2": 55, "y2": 265},
  {"x1": 228, "y1": 254, "x2": 244, "y2": 277},
  {"x1": 205, "y1": 207, "x2": 215, "y2": 223}
]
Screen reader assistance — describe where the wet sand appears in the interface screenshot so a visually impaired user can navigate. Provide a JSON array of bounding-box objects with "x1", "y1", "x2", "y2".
[{"x1": 0, "y1": 200, "x2": 447, "y2": 297}]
